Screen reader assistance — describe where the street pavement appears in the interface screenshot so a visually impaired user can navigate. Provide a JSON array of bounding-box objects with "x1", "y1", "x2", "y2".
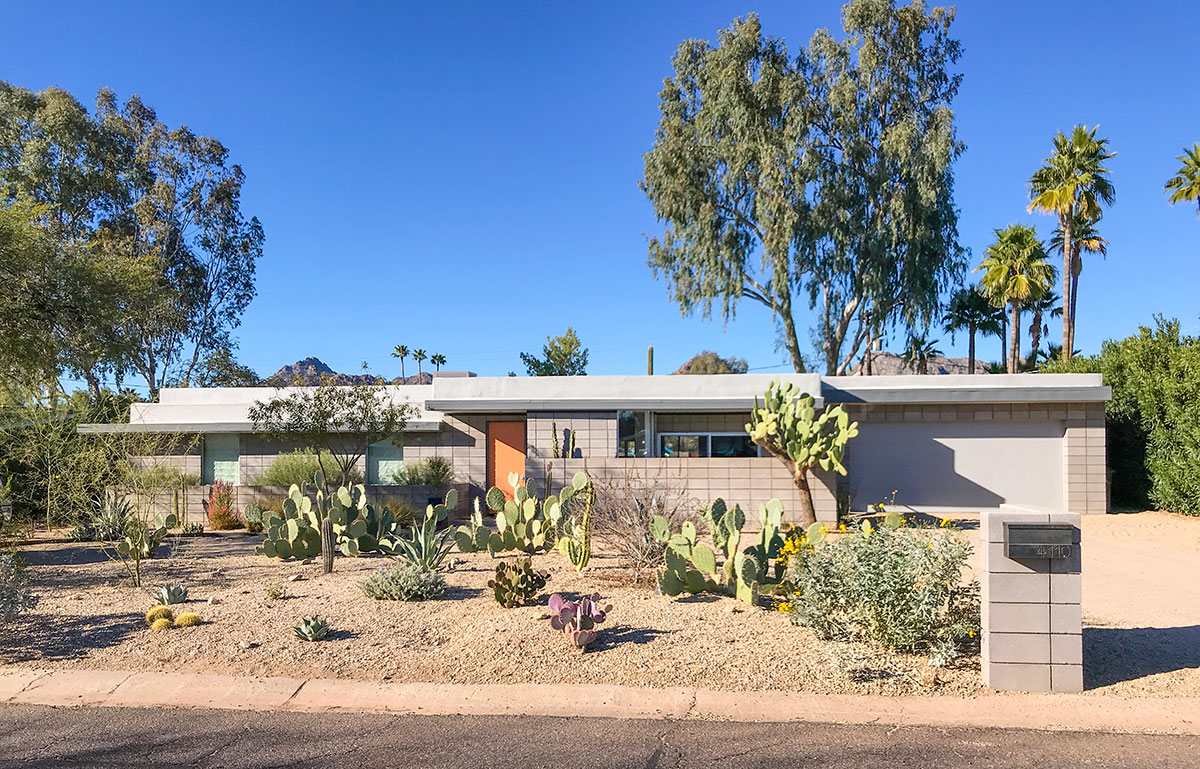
[{"x1": 1, "y1": 703, "x2": 1197, "y2": 768}]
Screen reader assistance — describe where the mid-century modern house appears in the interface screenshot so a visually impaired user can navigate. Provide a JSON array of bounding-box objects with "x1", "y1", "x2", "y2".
[{"x1": 82, "y1": 372, "x2": 1110, "y2": 523}]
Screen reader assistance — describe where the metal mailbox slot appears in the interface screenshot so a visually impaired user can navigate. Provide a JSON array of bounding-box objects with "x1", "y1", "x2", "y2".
[{"x1": 1003, "y1": 522, "x2": 1075, "y2": 560}]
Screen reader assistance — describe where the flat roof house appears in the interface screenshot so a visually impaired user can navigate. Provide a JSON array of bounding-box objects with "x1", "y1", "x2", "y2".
[{"x1": 83, "y1": 372, "x2": 1110, "y2": 522}]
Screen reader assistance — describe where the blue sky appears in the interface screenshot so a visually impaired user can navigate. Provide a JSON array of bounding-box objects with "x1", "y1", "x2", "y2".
[{"x1": 4, "y1": 1, "x2": 1197, "y2": 384}]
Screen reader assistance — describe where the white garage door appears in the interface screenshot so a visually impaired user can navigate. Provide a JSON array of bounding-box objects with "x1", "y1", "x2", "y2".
[{"x1": 846, "y1": 421, "x2": 1064, "y2": 513}]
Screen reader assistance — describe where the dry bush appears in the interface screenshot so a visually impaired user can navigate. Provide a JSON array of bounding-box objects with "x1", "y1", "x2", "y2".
[{"x1": 590, "y1": 469, "x2": 700, "y2": 583}]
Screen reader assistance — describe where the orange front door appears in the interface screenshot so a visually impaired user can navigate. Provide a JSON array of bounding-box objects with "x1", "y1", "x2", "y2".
[{"x1": 487, "y1": 420, "x2": 526, "y2": 499}]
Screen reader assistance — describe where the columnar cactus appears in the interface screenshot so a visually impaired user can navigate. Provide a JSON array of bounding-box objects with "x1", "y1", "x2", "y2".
[{"x1": 746, "y1": 381, "x2": 859, "y2": 527}]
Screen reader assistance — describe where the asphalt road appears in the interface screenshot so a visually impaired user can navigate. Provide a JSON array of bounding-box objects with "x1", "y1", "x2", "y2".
[{"x1": 1, "y1": 704, "x2": 1197, "y2": 768}]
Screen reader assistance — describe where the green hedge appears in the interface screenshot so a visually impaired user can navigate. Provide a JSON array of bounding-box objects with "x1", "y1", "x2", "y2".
[{"x1": 1046, "y1": 316, "x2": 1200, "y2": 514}]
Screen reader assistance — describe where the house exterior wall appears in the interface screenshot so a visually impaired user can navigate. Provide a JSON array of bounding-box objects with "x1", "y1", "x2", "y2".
[{"x1": 844, "y1": 402, "x2": 1107, "y2": 515}]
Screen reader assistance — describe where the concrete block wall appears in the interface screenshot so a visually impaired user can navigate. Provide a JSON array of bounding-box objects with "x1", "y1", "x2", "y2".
[
  {"x1": 980, "y1": 508, "x2": 1083, "y2": 693},
  {"x1": 654, "y1": 412, "x2": 748, "y2": 434},
  {"x1": 527, "y1": 411, "x2": 618, "y2": 462},
  {"x1": 535, "y1": 457, "x2": 838, "y2": 525},
  {"x1": 402, "y1": 413, "x2": 491, "y2": 490}
]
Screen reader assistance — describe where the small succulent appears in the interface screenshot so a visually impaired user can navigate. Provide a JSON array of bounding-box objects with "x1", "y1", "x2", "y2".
[
  {"x1": 182, "y1": 522, "x2": 205, "y2": 536},
  {"x1": 145, "y1": 606, "x2": 175, "y2": 625},
  {"x1": 153, "y1": 584, "x2": 188, "y2": 605},
  {"x1": 293, "y1": 615, "x2": 331, "y2": 642},
  {"x1": 174, "y1": 612, "x2": 203, "y2": 627},
  {"x1": 265, "y1": 582, "x2": 287, "y2": 600},
  {"x1": 547, "y1": 593, "x2": 611, "y2": 651},
  {"x1": 488, "y1": 557, "x2": 548, "y2": 609},
  {"x1": 150, "y1": 618, "x2": 173, "y2": 632}
]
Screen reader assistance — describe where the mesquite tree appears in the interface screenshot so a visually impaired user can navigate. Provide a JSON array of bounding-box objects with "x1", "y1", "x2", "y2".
[{"x1": 745, "y1": 381, "x2": 858, "y2": 527}]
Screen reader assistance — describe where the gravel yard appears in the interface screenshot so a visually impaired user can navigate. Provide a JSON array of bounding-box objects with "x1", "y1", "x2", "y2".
[{"x1": 2, "y1": 533, "x2": 979, "y2": 696}]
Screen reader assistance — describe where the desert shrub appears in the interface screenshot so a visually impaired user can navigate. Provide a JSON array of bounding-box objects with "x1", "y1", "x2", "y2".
[
  {"x1": 252, "y1": 450, "x2": 363, "y2": 488},
  {"x1": 0, "y1": 552, "x2": 37, "y2": 626},
  {"x1": 360, "y1": 560, "x2": 446, "y2": 601},
  {"x1": 390, "y1": 456, "x2": 455, "y2": 487},
  {"x1": 591, "y1": 470, "x2": 699, "y2": 582},
  {"x1": 203, "y1": 480, "x2": 244, "y2": 530},
  {"x1": 1045, "y1": 316, "x2": 1200, "y2": 513},
  {"x1": 786, "y1": 522, "x2": 979, "y2": 663}
]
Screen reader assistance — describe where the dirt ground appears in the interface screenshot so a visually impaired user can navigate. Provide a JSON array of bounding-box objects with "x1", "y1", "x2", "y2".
[
  {"x1": 1074, "y1": 511, "x2": 1200, "y2": 696},
  {"x1": 3, "y1": 533, "x2": 977, "y2": 697},
  {"x1": 4, "y1": 511, "x2": 1195, "y2": 697}
]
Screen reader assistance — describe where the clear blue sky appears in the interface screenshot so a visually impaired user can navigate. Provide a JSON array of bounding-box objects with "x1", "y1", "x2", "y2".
[{"x1": 4, "y1": 1, "x2": 1197, "y2": 383}]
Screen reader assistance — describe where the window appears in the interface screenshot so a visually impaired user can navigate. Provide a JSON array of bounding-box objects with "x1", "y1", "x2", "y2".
[
  {"x1": 710, "y1": 434, "x2": 758, "y2": 458},
  {"x1": 617, "y1": 410, "x2": 649, "y2": 457},
  {"x1": 367, "y1": 439, "x2": 404, "y2": 485},
  {"x1": 203, "y1": 433, "x2": 240, "y2": 485},
  {"x1": 659, "y1": 433, "x2": 760, "y2": 459},
  {"x1": 661, "y1": 434, "x2": 705, "y2": 458}
]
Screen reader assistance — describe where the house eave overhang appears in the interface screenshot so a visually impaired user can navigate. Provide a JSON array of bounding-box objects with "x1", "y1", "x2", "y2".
[
  {"x1": 425, "y1": 397, "x2": 824, "y2": 413},
  {"x1": 820, "y1": 374, "x2": 1111, "y2": 405}
]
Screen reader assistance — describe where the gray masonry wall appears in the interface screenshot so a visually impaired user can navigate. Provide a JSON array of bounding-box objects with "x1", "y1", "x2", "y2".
[{"x1": 980, "y1": 508, "x2": 1084, "y2": 693}]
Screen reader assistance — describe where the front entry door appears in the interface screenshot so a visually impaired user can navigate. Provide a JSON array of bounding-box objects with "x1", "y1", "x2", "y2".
[{"x1": 487, "y1": 420, "x2": 526, "y2": 499}]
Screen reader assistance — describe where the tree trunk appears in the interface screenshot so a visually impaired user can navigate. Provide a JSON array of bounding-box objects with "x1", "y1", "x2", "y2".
[
  {"x1": 967, "y1": 327, "x2": 976, "y2": 375},
  {"x1": 1000, "y1": 314, "x2": 1007, "y2": 368},
  {"x1": 1068, "y1": 249, "x2": 1081, "y2": 357},
  {"x1": 780, "y1": 306, "x2": 807, "y2": 373},
  {"x1": 1061, "y1": 215, "x2": 1073, "y2": 360},
  {"x1": 1030, "y1": 308, "x2": 1043, "y2": 363},
  {"x1": 1008, "y1": 302, "x2": 1021, "y2": 374}
]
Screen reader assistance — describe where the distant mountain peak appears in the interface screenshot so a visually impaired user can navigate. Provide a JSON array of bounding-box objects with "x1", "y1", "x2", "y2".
[{"x1": 262, "y1": 357, "x2": 431, "y2": 386}]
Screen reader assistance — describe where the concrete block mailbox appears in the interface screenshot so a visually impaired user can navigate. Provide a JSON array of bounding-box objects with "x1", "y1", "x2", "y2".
[{"x1": 981, "y1": 507, "x2": 1083, "y2": 693}]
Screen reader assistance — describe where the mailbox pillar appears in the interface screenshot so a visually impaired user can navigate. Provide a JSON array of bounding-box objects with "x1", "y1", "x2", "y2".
[{"x1": 981, "y1": 508, "x2": 1083, "y2": 693}]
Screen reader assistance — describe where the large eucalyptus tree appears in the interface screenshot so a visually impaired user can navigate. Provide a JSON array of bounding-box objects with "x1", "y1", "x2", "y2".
[{"x1": 642, "y1": 1, "x2": 965, "y2": 374}]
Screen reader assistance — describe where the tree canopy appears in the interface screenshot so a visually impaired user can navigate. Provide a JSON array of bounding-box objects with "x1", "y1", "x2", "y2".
[
  {"x1": 673, "y1": 351, "x2": 749, "y2": 375},
  {"x1": 0, "y1": 82, "x2": 264, "y2": 399},
  {"x1": 642, "y1": 2, "x2": 964, "y2": 374},
  {"x1": 521, "y1": 328, "x2": 589, "y2": 376}
]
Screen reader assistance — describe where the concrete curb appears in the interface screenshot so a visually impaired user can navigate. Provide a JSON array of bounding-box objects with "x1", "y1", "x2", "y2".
[{"x1": 0, "y1": 667, "x2": 1196, "y2": 735}]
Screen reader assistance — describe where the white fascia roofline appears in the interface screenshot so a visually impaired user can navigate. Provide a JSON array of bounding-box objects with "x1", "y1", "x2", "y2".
[{"x1": 77, "y1": 420, "x2": 443, "y2": 434}]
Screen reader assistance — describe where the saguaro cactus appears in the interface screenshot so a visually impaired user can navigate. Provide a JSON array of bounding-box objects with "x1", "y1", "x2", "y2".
[
  {"x1": 746, "y1": 381, "x2": 859, "y2": 527},
  {"x1": 320, "y1": 516, "x2": 335, "y2": 573}
]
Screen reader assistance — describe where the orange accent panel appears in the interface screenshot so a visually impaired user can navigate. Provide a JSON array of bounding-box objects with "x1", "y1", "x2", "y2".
[{"x1": 487, "y1": 421, "x2": 526, "y2": 499}]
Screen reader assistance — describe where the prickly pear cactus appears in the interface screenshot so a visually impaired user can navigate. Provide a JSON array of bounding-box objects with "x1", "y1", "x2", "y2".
[{"x1": 487, "y1": 557, "x2": 548, "y2": 608}]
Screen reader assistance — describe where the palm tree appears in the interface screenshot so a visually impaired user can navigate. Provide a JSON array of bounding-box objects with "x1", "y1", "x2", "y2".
[
  {"x1": 903, "y1": 333, "x2": 943, "y2": 375},
  {"x1": 1050, "y1": 212, "x2": 1107, "y2": 354},
  {"x1": 1025, "y1": 290, "x2": 1063, "y2": 365},
  {"x1": 391, "y1": 345, "x2": 409, "y2": 379},
  {"x1": 976, "y1": 225, "x2": 1056, "y2": 374},
  {"x1": 412, "y1": 349, "x2": 427, "y2": 377},
  {"x1": 1028, "y1": 125, "x2": 1115, "y2": 360},
  {"x1": 430, "y1": 353, "x2": 446, "y2": 372},
  {"x1": 942, "y1": 287, "x2": 1004, "y2": 374},
  {"x1": 1165, "y1": 143, "x2": 1200, "y2": 217}
]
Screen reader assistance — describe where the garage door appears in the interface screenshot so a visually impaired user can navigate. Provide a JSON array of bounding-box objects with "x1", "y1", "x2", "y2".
[{"x1": 846, "y1": 421, "x2": 1063, "y2": 513}]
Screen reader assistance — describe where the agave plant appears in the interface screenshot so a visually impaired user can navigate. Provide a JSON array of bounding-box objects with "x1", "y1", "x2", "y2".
[
  {"x1": 393, "y1": 496, "x2": 455, "y2": 572},
  {"x1": 293, "y1": 615, "x2": 331, "y2": 642},
  {"x1": 547, "y1": 593, "x2": 611, "y2": 651},
  {"x1": 152, "y1": 584, "x2": 188, "y2": 605}
]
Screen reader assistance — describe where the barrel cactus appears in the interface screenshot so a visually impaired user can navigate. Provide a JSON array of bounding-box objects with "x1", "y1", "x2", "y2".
[
  {"x1": 145, "y1": 605, "x2": 175, "y2": 625},
  {"x1": 174, "y1": 612, "x2": 203, "y2": 627},
  {"x1": 149, "y1": 618, "x2": 173, "y2": 632}
]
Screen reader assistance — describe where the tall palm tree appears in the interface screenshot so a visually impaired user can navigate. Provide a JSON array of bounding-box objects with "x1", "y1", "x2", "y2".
[
  {"x1": 1028, "y1": 125, "x2": 1116, "y2": 360},
  {"x1": 430, "y1": 353, "x2": 446, "y2": 372},
  {"x1": 942, "y1": 287, "x2": 1004, "y2": 374},
  {"x1": 1165, "y1": 143, "x2": 1200, "y2": 217},
  {"x1": 1050, "y1": 212, "x2": 1107, "y2": 355},
  {"x1": 977, "y1": 225, "x2": 1056, "y2": 374},
  {"x1": 391, "y1": 345, "x2": 409, "y2": 379},
  {"x1": 903, "y1": 333, "x2": 942, "y2": 375},
  {"x1": 412, "y1": 349, "x2": 427, "y2": 377}
]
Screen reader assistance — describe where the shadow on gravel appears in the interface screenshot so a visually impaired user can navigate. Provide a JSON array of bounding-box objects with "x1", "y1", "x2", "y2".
[
  {"x1": 597, "y1": 625, "x2": 667, "y2": 649},
  {"x1": 0, "y1": 612, "x2": 142, "y2": 662},
  {"x1": 1084, "y1": 625, "x2": 1200, "y2": 688}
]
